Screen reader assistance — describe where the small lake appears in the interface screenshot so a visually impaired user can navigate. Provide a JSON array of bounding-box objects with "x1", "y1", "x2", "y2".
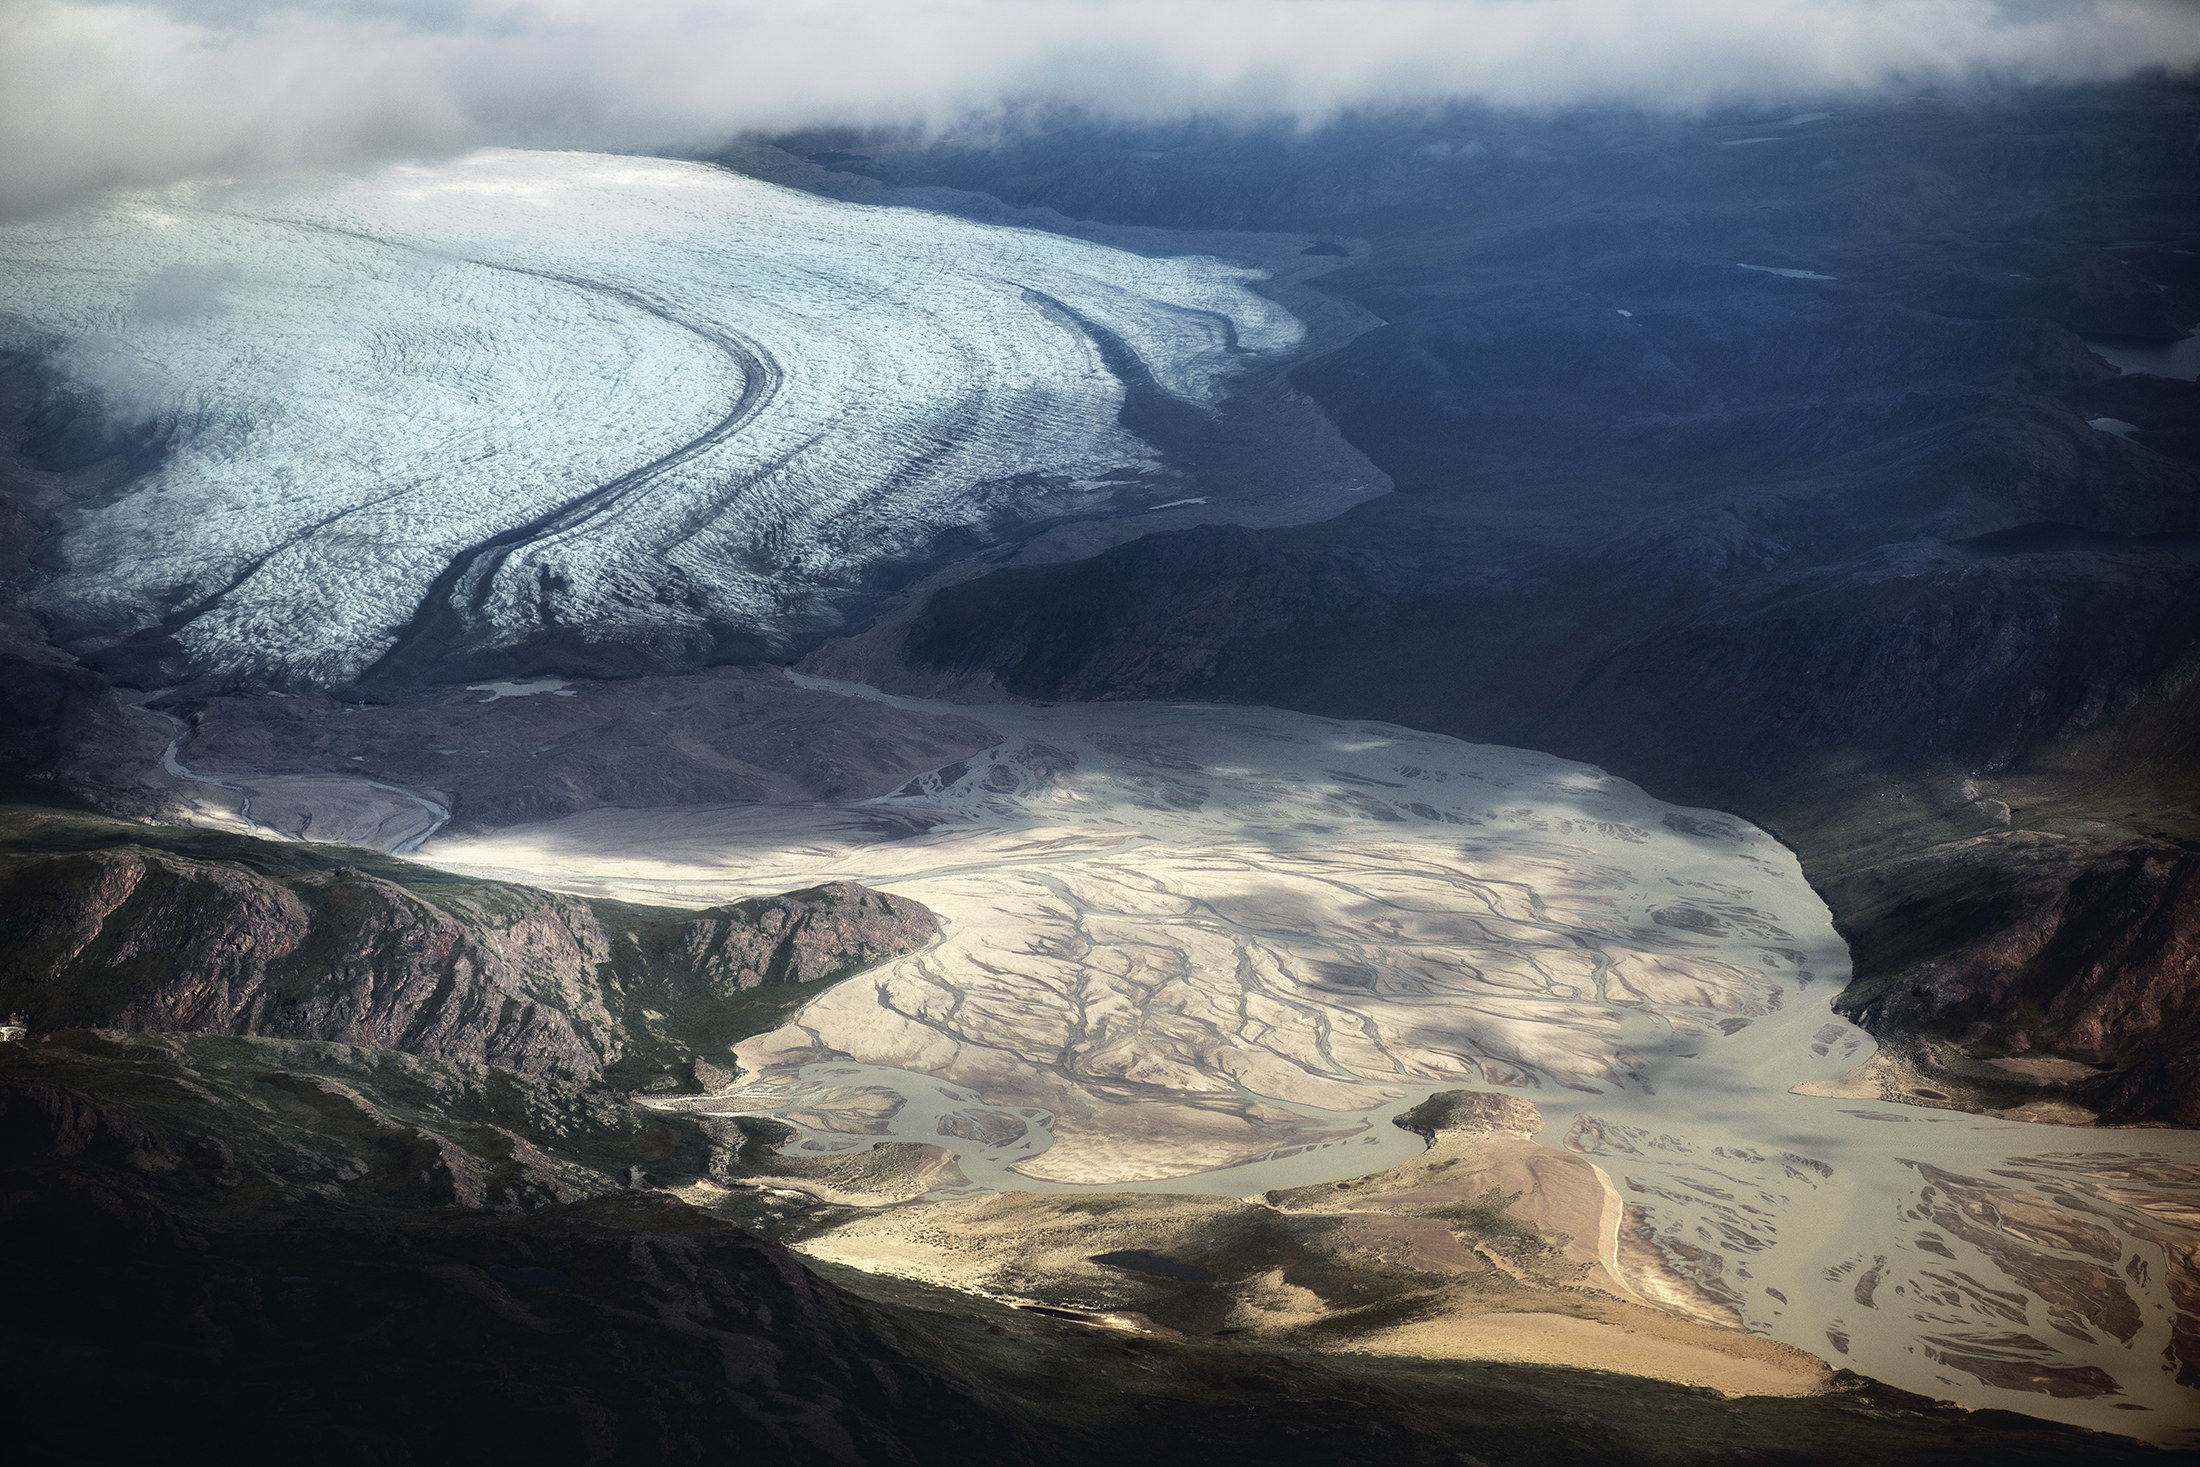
[
  {"x1": 2086, "y1": 333, "x2": 2200, "y2": 380},
  {"x1": 1091, "y1": 1250, "x2": 1219, "y2": 1283}
]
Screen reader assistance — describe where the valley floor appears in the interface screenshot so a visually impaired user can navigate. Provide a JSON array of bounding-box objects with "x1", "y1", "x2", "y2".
[{"x1": 402, "y1": 686, "x2": 2200, "y2": 1445}]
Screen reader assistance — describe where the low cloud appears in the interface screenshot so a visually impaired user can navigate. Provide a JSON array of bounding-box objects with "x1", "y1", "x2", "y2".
[{"x1": 4, "y1": 0, "x2": 2197, "y2": 215}]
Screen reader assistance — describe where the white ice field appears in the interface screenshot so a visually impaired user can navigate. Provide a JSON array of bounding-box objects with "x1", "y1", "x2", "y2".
[{"x1": 0, "y1": 150, "x2": 1304, "y2": 687}]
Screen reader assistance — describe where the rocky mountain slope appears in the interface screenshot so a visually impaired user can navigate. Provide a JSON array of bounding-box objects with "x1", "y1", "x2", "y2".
[
  {"x1": 1829, "y1": 831, "x2": 2200, "y2": 1122},
  {"x1": 0, "y1": 810, "x2": 936, "y2": 1092},
  {"x1": 0, "y1": 1033, "x2": 1025, "y2": 1467},
  {"x1": 799, "y1": 85, "x2": 2200, "y2": 1124},
  {"x1": 2, "y1": 82, "x2": 2197, "y2": 1461},
  {"x1": 2, "y1": 1028, "x2": 2166, "y2": 1466},
  {"x1": 6, "y1": 1191, "x2": 1022, "y2": 1467}
]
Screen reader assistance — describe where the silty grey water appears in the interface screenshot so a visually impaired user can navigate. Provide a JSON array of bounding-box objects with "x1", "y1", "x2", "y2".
[{"x1": 422, "y1": 680, "x2": 2200, "y2": 1445}]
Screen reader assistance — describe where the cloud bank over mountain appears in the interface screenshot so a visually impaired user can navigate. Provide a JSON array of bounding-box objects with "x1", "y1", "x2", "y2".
[{"x1": 4, "y1": 0, "x2": 2197, "y2": 214}]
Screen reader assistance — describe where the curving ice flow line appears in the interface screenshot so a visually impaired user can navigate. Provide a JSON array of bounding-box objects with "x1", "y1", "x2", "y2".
[
  {"x1": 0, "y1": 150, "x2": 1307, "y2": 689},
  {"x1": 85, "y1": 215, "x2": 781, "y2": 679},
  {"x1": 248, "y1": 216, "x2": 793, "y2": 686}
]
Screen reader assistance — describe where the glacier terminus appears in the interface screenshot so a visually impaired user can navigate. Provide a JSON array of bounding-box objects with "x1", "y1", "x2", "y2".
[{"x1": 0, "y1": 150, "x2": 1312, "y2": 690}]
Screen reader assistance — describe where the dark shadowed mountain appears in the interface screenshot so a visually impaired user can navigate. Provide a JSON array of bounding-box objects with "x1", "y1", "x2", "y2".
[
  {"x1": 788, "y1": 84, "x2": 2200, "y2": 1121},
  {"x1": 4, "y1": 78, "x2": 2199, "y2": 1464}
]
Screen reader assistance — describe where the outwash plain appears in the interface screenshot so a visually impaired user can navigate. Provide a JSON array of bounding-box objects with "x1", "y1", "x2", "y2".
[
  {"x1": 4, "y1": 86, "x2": 2198, "y2": 1466},
  {"x1": 422, "y1": 687, "x2": 2200, "y2": 1441}
]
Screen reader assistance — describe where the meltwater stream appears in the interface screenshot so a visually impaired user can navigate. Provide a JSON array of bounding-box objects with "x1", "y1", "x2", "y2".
[
  {"x1": 421, "y1": 682, "x2": 2200, "y2": 1444},
  {"x1": 154, "y1": 705, "x2": 453, "y2": 855}
]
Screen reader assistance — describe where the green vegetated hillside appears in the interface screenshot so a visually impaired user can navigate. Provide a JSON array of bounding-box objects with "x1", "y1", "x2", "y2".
[{"x1": 0, "y1": 805, "x2": 936, "y2": 1092}]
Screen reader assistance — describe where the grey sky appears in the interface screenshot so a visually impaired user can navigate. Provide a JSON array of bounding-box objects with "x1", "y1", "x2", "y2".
[{"x1": 5, "y1": 0, "x2": 2197, "y2": 216}]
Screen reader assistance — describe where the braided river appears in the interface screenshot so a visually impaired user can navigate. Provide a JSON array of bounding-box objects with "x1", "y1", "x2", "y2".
[{"x1": 423, "y1": 681, "x2": 2200, "y2": 1445}]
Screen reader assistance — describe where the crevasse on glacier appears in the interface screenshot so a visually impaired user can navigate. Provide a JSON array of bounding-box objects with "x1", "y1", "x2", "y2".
[{"x1": 0, "y1": 150, "x2": 1304, "y2": 688}]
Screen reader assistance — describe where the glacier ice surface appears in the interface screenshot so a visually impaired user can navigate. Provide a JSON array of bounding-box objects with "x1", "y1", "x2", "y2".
[{"x1": 0, "y1": 150, "x2": 1306, "y2": 687}]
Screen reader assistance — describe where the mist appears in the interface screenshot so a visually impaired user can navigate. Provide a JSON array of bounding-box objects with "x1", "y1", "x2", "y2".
[{"x1": 3, "y1": 0, "x2": 2197, "y2": 215}]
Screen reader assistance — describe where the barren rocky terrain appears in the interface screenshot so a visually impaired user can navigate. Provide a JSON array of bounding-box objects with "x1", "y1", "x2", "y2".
[
  {"x1": 0, "y1": 807, "x2": 937, "y2": 1092},
  {"x1": 804, "y1": 86, "x2": 2200, "y2": 1130},
  {"x1": 406, "y1": 689, "x2": 2200, "y2": 1441},
  {"x1": 3, "y1": 78, "x2": 2197, "y2": 1464}
]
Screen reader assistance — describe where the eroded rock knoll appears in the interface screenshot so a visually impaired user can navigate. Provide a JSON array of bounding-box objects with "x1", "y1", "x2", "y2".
[
  {"x1": 0, "y1": 842, "x2": 935, "y2": 1085},
  {"x1": 1835, "y1": 838, "x2": 2200, "y2": 1122}
]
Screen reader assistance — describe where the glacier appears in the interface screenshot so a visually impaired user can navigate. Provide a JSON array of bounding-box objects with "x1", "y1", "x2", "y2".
[{"x1": 0, "y1": 150, "x2": 1305, "y2": 688}]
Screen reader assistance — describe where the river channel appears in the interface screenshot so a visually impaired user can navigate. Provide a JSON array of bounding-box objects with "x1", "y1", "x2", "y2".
[{"x1": 421, "y1": 681, "x2": 2200, "y2": 1444}]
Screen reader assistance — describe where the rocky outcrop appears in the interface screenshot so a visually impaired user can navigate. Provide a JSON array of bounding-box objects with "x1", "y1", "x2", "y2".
[
  {"x1": 0, "y1": 1027, "x2": 659, "y2": 1217},
  {"x1": 0, "y1": 847, "x2": 619, "y2": 1079},
  {"x1": 1833, "y1": 836, "x2": 2200, "y2": 1124},
  {"x1": 0, "y1": 653, "x2": 175, "y2": 817},
  {"x1": 906, "y1": 523, "x2": 1389, "y2": 704},
  {"x1": 1655, "y1": 541, "x2": 2200, "y2": 763},
  {"x1": 904, "y1": 507, "x2": 2200, "y2": 793},
  {"x1": 674, "y1": 882, "x2": 938, "y2": 993},
  {"x1": 1392, "y1": 1089, "x2": 1544, "y2": 1141},
  {"x1": 0, "y1": 841, "x2": 937, "y2": 1084}
]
